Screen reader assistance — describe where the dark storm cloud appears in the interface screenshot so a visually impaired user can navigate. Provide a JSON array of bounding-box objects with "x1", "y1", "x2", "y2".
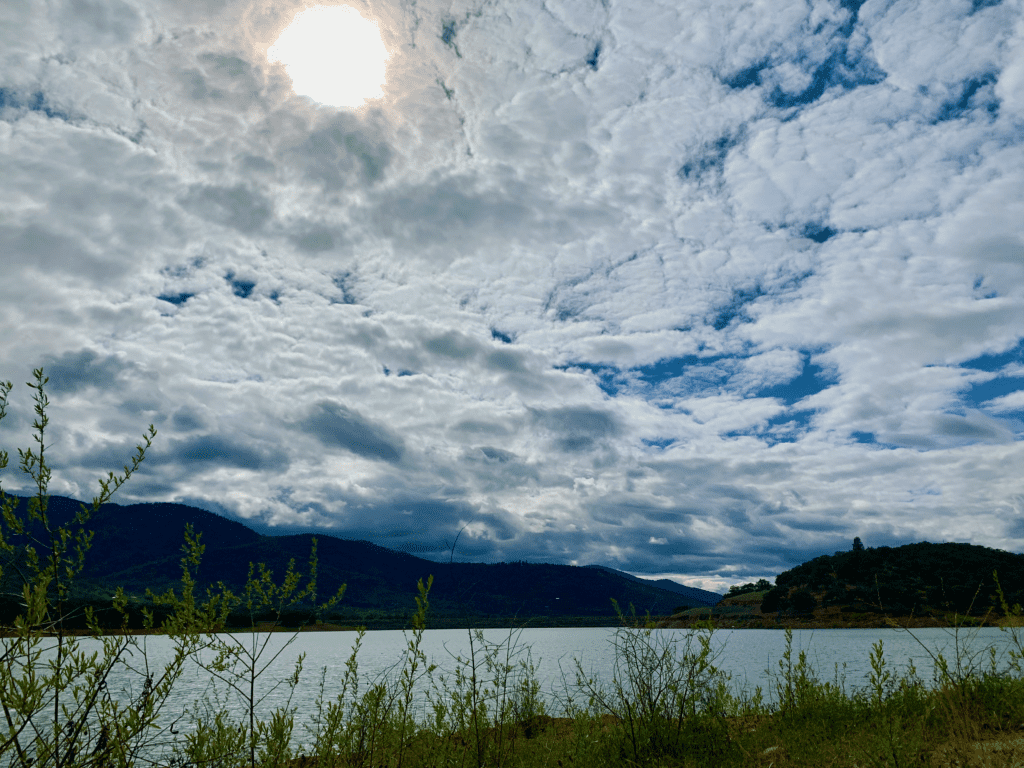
[
  {"x1": 531, "y1": 406, "x2": 620, "y2": 453},
  {"x1": 168, "y1": 434, "x2": 290, "y2": 472},
  {"x1": 291, "y1": 115, "x2": 393, "y2": 188},
  {"x1": 171, "y1": 407, "x2": 205, "y2": 432},
  {"x1": 372, "y1": 174, "x2": 532, "y2": 246},
  {"x1": 485, "y1": 349, "x2": 529, "y2": 374},
  {"x1": 366, "y1": 170, "x2": 608, "y2": 259},
  {"x1": 479, "y1": 446, "x2": 516, "y2": 462},
  {"x1": 586, "y1": 495, "x2": 692, "y2": 526},
  {"x1": 424, "y1": 331, "x2": 479, "y2": 360},
  {"x1": 180, "y1": 184, "x2": 273, "y2": 233},
  {"x1": 299, "y1": 401, "x2": 404, "y2": 463},
  {"x1": 931, "y1": 413, "x2": 1006, "y2": 441},
  {"x1": 37, "y1": 350, "x2": 130, "y2": 394},
  {"x1": 292, "y1": 226, "x2": 338, "y2": 253},
  {"x1": 461, "y1": 447, "x2": 541, "y2": 492},
  {"x1": 260, "y1": 486, "x2": 515, "y2": 560},
  {"x1": 450, "y1": 420, "x2": 514, "y2": 437},
  {"x1": 0, "y1": 223, "x2": 116, "y2": 280},
  {"x1": 180, "y1": 51, "x2": 263, "y2": 105},
  {"x1": 60, "y1": 0, "x2": 143, "y2": 47}
]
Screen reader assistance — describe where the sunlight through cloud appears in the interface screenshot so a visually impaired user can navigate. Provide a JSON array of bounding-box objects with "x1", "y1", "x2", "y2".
[{"x1": 268, "y1": 5, "x2": 389, "y2": 108}]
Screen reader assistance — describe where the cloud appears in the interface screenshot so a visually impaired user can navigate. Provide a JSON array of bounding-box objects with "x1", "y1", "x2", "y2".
[
  {"x1": 35, "y1": 350, "x2": 133, "y2": 394},
  {"x1": 167, "y1": 434, "x2": 291, "y2": 473},
  {"x1": 531, "y1": 405, "x2": 620, "y2": 453},
  {"x1": 299, "y1": 401, "x2": 404, "y2": 463},
  {"x1": 0, "y1": 0, "x2": 1022, "y2": 591},
  {"x1": 181, "y1": 185, "x2": 274, "y2": 233}
]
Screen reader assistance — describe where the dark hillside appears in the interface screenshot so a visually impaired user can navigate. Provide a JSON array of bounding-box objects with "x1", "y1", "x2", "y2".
[
  {"x1": 95, "y1": 535, "x2": 706, "y2": 618},
  {"x1": 0, "y1": 494, "x2": 709, "y2": 624},
  {"x1": 2, "y1": 495, "x2": 261, "y2": 579},
  {"x1": 761, "y1": 541, "x2": 1024, "y2": 617},
  {"x1": 585, "y1": 564, "x2": 722, "y2": 606}
]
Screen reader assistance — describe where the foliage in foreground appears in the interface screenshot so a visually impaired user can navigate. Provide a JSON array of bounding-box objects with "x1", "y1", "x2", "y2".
[{"x1": 3, "y1": 369, "x2": 1024, "y2": 767}]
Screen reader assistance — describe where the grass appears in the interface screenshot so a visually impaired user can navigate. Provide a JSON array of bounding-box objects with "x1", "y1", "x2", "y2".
[
  {"x1": 245, "y1": 621, "x2": 1024, "y2": 768},
  {"x1": 153, "y1": 612, "x2": 1024, "y2": 768}
]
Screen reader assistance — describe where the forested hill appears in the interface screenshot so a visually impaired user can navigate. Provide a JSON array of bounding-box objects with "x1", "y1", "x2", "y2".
[
  {"x1": 585, "y1": 565, "x2": 721, "y2": 607},
  {"x1": 762, "y1": 541, "x2": 1024, "y2": 616},
  {"x1": 0, "y1": 494, "x2": 720, "y2": 626}
]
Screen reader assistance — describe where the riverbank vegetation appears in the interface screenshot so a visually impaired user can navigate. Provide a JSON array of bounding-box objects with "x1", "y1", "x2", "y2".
[{"x1": 4, "y1": 369, "x2": 1024, "y2": 767}]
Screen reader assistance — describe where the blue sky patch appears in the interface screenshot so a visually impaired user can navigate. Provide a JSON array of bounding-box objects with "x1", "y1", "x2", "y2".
[
  {"x1": 851, "y1": 431, "x2": 876, "y2": 444},
  {"x1": 962, "y1": 376, "x2": 1024, "y2": 406},
  {"x1": 802, "y1": 222, "x2": 838, "y2": 243},
  {"x1": 935, "y1": 72, "x2": 999, "y2": 122},
  {"x1": 970, "y1": 0, "x2": 1003, "y2": 13},
  {"x1": 722, "y1": 60, "x2": 769, "y2": 90},
  {"x1": 959, "y1": 340, "x2": 1024, "y2": 372},
  {"x1": 440, "y1": 20, "x2": 460, "y2": 57},
  {"x1": 491, "y1": 328, "x2": 514, "y2": 344},
  {"x1": 761, "y1": 409, "x2": 815, "y2": 444},
  {"x1": 331, "y1": 272, "x2": 358, "y2": 305},
  {"x1": 769, "y1": 48, "x2": 885, "y2": 110},
  {"x1": 642, "y1": 437, "x2": 675, "y2": 449},
  {"x1": 711, "y1": 285, "x2": 765, "y2": 330},
  {"x1": 157, "y1": 292, "x2": 194, "y2": 305},
  {"x1": 837, "y1": 0, "x2": 870, "y2": 35},
  {"x1": 560, "y1": 362, "x2": 623, "y2": 397},
  {"x1": 561, "y1": 354, "x2": 743, "y2": 400},
  {"x1": 770, "y1": 54, "x2": 840, "y2": 109},
  {"x1": 226, "y1": 273, "x2": 255, "y2": 298},
  {"x1": 678, "y1": 134, "x2": 736, "y2": 183},
  {"x1": 637, "y1": 354, "x2": 734, "y2": 391},
  {"x1": 564, "y1": 350, "x2": 837, "y2": 409},
  {"x1": 958, "y1": 341, "x2": 1024, "y2": 415},
  {"x1": 744, "y1": 1, "x2": 886, "y2": 114},
  {"x1": 0, "y1": 88, "x2": 69, "y2": 120},
  {"x1": 754, "y1": 355, "x2": 836, "y2": 406}
]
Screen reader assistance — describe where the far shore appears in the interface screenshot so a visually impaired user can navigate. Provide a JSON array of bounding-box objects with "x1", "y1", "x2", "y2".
[
  {"x1": 5, "y1": 613, "x2": 1022, "y2": 638},
  {"x1": 660, "y1": 608, "x2": 1024, "y2": 630}
]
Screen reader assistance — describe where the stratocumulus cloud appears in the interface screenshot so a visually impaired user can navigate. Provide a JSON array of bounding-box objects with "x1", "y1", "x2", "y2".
[{"x1": 1, "y1": 0, "x2": 1023, "y2": 591}]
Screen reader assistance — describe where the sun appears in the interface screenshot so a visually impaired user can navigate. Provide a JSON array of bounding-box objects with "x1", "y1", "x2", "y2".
[{"x1": 268, "y1": 5, "x2": 389, "y2": 108}]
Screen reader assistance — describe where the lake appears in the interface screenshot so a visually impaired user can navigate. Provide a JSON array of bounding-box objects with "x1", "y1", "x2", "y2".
[
  {"x1": 10, "y1": 625, "x2": 1021, "y2": 758},
  {"x1": 158, "y1": 625, "x2": 1017, "y2": 706}
]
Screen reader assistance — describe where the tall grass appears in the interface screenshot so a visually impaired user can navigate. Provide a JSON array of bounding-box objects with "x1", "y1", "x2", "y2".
[{"x1": 4, "y1": 369, "x2": 1024, "y2": 767}]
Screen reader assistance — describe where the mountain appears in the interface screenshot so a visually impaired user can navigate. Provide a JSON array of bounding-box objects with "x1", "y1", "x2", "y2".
[
  {"x1": 0, "y1": 494, "x2": 714, "y2": 625},
  {"x1": 584, "y1": 565, "x2": 722, "y2": 606}
]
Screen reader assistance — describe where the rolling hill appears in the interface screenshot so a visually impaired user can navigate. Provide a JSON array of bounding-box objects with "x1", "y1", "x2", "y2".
[{"x1": 0, "y1": 493, "x2": 722, "y2": 627}]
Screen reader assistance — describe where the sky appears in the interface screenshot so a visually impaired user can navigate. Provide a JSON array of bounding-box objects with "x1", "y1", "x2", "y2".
[{"x1": 1, "y1": 0, "x2": 1023, "y2": 593}]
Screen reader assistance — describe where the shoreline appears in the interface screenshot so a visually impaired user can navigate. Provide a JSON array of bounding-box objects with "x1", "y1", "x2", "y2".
[{"x1": 5, "y1": 613, "x2": 1019, "y2": 637}]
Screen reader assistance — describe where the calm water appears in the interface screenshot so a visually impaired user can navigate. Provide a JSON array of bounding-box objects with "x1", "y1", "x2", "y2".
[
  {"x1": 161, "y1": 625, "x2": 1017, "y2": 703},
  {"x1": 11, "y1": 625, "x2": 1020, "y2": 757}
]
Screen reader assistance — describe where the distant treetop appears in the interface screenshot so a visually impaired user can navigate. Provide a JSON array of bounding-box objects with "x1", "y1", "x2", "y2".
[{"x1": 726, "y1": 578, "x2": 772, "y2": 597}]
